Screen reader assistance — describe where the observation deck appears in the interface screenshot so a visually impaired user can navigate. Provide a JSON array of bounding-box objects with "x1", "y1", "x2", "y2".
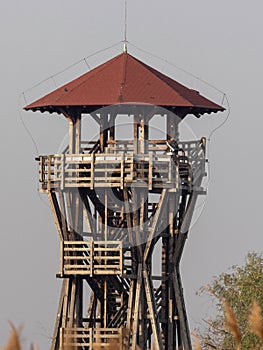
[{"x1": 38, "y1": 139, "x2": 206, "y2": 193}]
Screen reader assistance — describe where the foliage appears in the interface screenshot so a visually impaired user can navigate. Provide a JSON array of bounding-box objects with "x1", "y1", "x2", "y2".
[{"x1": 196, "y1": 252, "x2": 263, "y2": 349}]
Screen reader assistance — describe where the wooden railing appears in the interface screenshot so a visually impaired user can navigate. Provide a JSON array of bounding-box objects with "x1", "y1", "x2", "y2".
[
  {"x1": 60, "y1": 240, "x2": 123, "y2": 276},
  {"x1": 103, "y1": 139, "x2": 205, "y2": 157},
  {"x1": 38, "y1": 139, "x2": 206, "y2": 192},
  {"x1": 38, "y1": 154, "x2": 179, "y2": 191},
  {"x1": 60, "y1": 327, "x2": 124, "y2": 349}
]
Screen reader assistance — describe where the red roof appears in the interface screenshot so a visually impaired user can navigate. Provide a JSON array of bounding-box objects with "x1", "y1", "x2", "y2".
[{"x1": 24, "y1": 52, "x2": 224, "y2": 116}]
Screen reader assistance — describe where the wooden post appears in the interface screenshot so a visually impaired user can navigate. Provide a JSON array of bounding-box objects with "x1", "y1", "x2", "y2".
[
  {"x1": 167, "y1": 112, "x2": 180, "y2": 141},
  {"x1": 91, "y1": 153, "x2": 94, "y2": 190},
  {"x1": 60, "y1": 240, "x2": 64, "y2": 276},
  {"x1": 68, "y1": 119, "x2": 75, "y2": 154},
  {"x1": 109, "y1": 113, "x2": 116, "y2": 150},
  {"x1": 139, "y1": 117, "x2": 145, "y2": 154},
  {"x1": 60, "y1": 154, "x2": 65, "y2": 190},
  {"x1": 131, "y1": 264, "x2": 142, "y2": 350},
  {"x1": 149, "y1": 154, "x2": 153, "y2": 190},
  {"x1": 75, "y1": 114, "x2": 81, "y2": 153},
  {"x1": 134, "y1": 115, "x2": 139, "y2": 154}
]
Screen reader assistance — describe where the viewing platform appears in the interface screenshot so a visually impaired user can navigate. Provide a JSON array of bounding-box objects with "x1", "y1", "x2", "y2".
[{"x1": 38, "y1": 139, "x2": 206, "y2": 193}]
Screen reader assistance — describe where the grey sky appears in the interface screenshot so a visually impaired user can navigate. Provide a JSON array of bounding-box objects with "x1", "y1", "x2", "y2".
[{"x1": 0, "y1": 0, "x2": 262, "y2": 348}]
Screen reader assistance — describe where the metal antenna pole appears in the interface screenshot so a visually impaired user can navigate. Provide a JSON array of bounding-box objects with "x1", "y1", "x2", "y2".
[{"x1": 123, "y1": 0, "x2": 128, "y2": 52}]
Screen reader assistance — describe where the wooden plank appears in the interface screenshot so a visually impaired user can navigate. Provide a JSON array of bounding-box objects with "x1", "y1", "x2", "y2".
[
  {"x1": 47, "y1": 192, "x2": 63, "y2": 241},
  {"x1": 91, "y1": 153, "x2": 94, "y2": 190},
  {"x1": 60, "y1": 154, "x2": 65, "y2": 190},
  {"x1": 143, "y1": 271, "x2": 163, "y2": 350},
  {"x1": 126, "y1": 279, "x2": 135, "y2": 332},
  {"x1": 78, "y1": 189, "x2": 96, "y2": 235},
  {"x1": 143, "y1": 189, "x2": 168, "y2": 262},
  {"x1": 59, "y1": 328, "x2": 63, "y2": 350},
  {"x1": 131, "y1": 264, "x2": 142, "y2": 350},
  {"x1": 121, "y1": 154, "x2": 124, "y2": 189},
  {"x1": 61, "y1": 279, "x2": 70, "y2": 329},
  {"x1": 59, "y1": 240, "x2": 64, "y2": 276},
  {"x1": 64, "y1": 240, "x2": 90, "y2": 245},
  {"x1": 131, "y1": 188, "x2": 143, "y2": 260},
  {"x1": 75, "y1": 116, "x2": 81, "y2": 154},
  {"x1": 64, "y1": 247, "x2": 91, "y2": 252},
  {"x1": 65, "y1": 192, "x2": 74, "y2": 235},
  {"x1": 47, "y1": 156, "x2": 51, "y2": 191},
  {"x1": 64, "y1": 256, "x2": 91, "y2": 261},
  {"x1": 68, "y1": 119, "x2": 74, "y2": 154},
  {"x1": 58, "y1": 191, "x2": 69, "y2": 240},
  {"x1": 173, "y1": 191, "x2": 199, "y2": 265},
  {"x1": 50, "y1": 279, "x2": 68, "y2": 350},
  {"x1": 68, "y1": 277, "x2": 77, "y2": 328},
  {"x1": 172, "y1": 271, "x2": 192, "y2": 350},
  {"x1": 149, "y1": 153, "x2": 153, "y2": 190}
]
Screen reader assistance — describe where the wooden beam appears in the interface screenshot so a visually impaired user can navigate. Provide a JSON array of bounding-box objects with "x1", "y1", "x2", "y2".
[
  {"x1": 78, "y1": 189, "x2": 95, "y2": 237},
  {"x1": 67, "y1": 277, "x2": 76, "y2": 328},
  {"x1": 50, "y1": 279, "x2": 69, "y2": 350},
  {"x1": 90, "y1": 112, "x2": 101, "y2": 125},
  {"x1": 143, "y1": 270, "x2": 163, "y2": 350},
  {"x1": 172, "y1": 270, "x2": 192, "y2": 350},
  {"x1": 74, "y1": 115, "x2": 81, "y2": 154},
  {"x1": 131, "y1": 188, "x2": 143, "y2": 262},
  {"x1": 126, "y1": 279, "x2": 135, "y2": 334},
  {"x1": 61, "y1": 279, "x2": 70, "y2": 329},
  {"x1": 48, "y1": 191, "x2": 63, "y2": 241},
  {"x1": 131, "y1": 264, "x2": 142, "y2": 350},
  {"x1": 174, "y1": 192, "x2": 198, "y2": 265},
  {"x1": 58, "y1": 191, "x2": 69, "y2": 240},
  {"x1": 143, "y1": 189, "x2": 169, "y2": 262},
  {"x1": 64, "y1": 192, "x2": 74, "y2": 238}
]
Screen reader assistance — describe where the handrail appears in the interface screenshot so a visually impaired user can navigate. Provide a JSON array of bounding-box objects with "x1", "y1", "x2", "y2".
[
  {"x1": 60, "y1": 327, "x2": 123, "y2": 348},
  {"x1": 60, "y1": 240, "x2": 123, "y2": 276},
  {"x1": 38, "y1": 153, "x2": 180, "y2": 191},
  {"x1": 38, "y1": 139, "x2": 206, "y2": 192}
]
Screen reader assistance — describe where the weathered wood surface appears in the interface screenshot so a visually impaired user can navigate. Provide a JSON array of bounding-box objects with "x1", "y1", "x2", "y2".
[
  {"x1": 45, "y1": 137, "x2": 206, "y2": 350},
  {"x1": 38, "y1": 139, "x2": 205, "y2": 194}
]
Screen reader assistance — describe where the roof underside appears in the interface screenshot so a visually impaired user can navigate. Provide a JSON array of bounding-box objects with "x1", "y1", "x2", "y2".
[{"x1": 24, "y1": 52, "x2": 224, "y2": 116}]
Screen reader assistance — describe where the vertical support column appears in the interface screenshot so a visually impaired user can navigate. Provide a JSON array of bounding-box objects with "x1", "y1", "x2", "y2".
[
  {"x1": 161, "y1": 234, "x2": 169, "y2": 348},
  {"x1": 68, "y1": 119, "x2": 75, "y2": 154},
  {"x1": 100, "y1": 117, "x2": 105, "y2": 152},
  {"x1": 75, "y1": 277, "x2": 83, "y2": 327},
  {"x1": 144, "y1": 119, "x2": 149, "y2": 154},
  {"x1": 167, "y1": 193, "x2": 177, "y2": 350},
  {"x1": 99, "y1": 112, "x2": 110, "y2": 152},
  {"x1": 139, "y1": 188, "x2": 148, "y2": 349},
  {"x1": 75, "y1": 114, "x2": 81, "y2": 153},
  {"x1": 134, "y1": 115, "x2": 139, "y2": 154},
  {"x1": 104, "y1": 190, "x2": 108, "y2": 241},
  {"x1": 139, "y1": 117, "x2": 145, "y2": 154},
  {"x1": 138, "y1": 113, "x2": 148, "y2": 154},
  {"x1": 104, "y1": 279, "x2": 108, "y2": 328},
  {"x1": 109, "y1": 113, "x2": 116, "y2": 153},
  {"x1": 167, "y1": 112, "x2": 180, "y2": 141}
]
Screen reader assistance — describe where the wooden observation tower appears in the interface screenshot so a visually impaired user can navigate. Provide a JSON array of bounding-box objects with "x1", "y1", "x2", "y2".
[{"x1": 25, "y1": 51, "x2": 224, "y2": 350}]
